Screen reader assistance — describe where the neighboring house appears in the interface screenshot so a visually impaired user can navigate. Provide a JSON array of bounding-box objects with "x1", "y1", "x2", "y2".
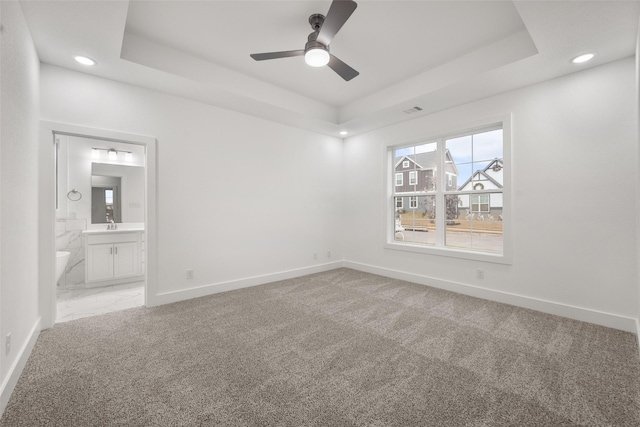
[
  {"x1": 457, "y1": 159, "x2": 503, "y2": 220},
  {"x1": 394, "y1": 150, "x2": 458, "y2": 212}
]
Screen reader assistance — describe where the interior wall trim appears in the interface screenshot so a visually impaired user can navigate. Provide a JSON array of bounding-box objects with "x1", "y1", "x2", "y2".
[
  {"x1": 0, "y1": 317, "x2": 40, "y2": 415},
  {"x1": 343, "y1": 261, "x2": 638, "y2": 334},
  {"x1": 636, "y1": 318, "x2": 640, "y2": 357},
  {"x1": 154, "y1": 262, "x2": 344, "y2": 306}
]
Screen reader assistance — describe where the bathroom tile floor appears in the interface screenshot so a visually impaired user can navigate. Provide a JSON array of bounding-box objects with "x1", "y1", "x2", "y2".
[{"x1": 56, "y1": 282, "x2": 145, "y2": 323}]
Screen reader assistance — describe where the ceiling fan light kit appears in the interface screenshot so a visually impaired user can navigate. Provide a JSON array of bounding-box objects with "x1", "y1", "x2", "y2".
[
  {"x1": 305, "y1": 47, "x2": 330, "y2": 67},
  {"x1": 250, "y1": 0, "x2": 359, "y2": 81}
]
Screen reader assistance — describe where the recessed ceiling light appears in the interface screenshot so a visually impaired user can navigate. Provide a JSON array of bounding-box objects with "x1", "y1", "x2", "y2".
[
  {"x1": 339, "y1": 131, "x2": 348, "y2": 136},
  {"x1": 571, "y1": 53, "x2": 595, "y2": 64},
  {"x1": 74, "y1": 56, "x2": 96, "y2": 66}
]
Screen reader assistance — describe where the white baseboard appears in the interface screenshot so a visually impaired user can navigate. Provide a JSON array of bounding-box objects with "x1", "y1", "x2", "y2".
[
  {"x1": 344, "y1": 261, "x2": 638, "y2": 333},
  {"x1": 148, "y1": 258, "x2": 638, "y2": 336},
  {"x1": 636, "y1": 318, "x2": 640, "y2": 358},
  {"x1": 151, "y1": 261, "x2": 344, "y2": 307},
  {"x1": 1, "y1": 317, "x2": 41, "y2": 416}
]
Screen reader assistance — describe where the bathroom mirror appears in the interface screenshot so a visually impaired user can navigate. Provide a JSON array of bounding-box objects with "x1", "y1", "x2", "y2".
[
  {"x1": 91, "y1": 176, "x2": 121, "y2": 223},
  {"x1": 91, "y1": 163, "x2": 144, "y2": 224}
]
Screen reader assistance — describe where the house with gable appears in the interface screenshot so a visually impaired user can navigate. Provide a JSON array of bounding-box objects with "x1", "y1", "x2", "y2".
[
  {"x1": 457, "y1": 158, "x2": 504, "y2": 220},
  {"x1": 394, "y1": 150, "x2": 458, "y2": 212}
]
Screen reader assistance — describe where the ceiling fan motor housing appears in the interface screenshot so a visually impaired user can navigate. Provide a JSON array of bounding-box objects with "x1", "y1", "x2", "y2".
[
  {"x1": 308, "y1": 13, "x2": 325, "y2": 31},
  {"x1": 306, "y1": 14, "x2": 328, "y2": 54},
  {"x1": 305, "y1": 38, "x2": 329, "y2": 54}
]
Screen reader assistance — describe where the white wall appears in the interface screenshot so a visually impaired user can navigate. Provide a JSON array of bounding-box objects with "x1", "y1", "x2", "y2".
[
  {"x1": 40, "y1": 64, "x2": 344, "y2": 299},
  {"x1": 0, "y1": 0, "x2": 41, "y2": 411},
  {"x1": 344, "y1": 57, "x2": 638, "y2": 329}
]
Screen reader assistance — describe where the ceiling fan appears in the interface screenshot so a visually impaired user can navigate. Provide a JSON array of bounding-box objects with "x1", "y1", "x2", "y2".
[{"x1": 250, "y1": 0, "x2": 359, "y2": 81}]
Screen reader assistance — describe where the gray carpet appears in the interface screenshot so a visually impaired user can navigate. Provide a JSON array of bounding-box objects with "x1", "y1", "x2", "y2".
[{"x1": 1, "y1": 268, "x2": 639, "y2": 426}]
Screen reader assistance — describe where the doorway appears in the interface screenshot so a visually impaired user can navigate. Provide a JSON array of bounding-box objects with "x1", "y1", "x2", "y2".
[{"x1": 39, "y1": 122, "x2": 157, "y2": 328}]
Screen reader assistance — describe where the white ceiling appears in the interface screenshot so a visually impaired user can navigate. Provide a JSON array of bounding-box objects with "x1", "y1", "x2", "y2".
[{"x1": 19, "y1": 0, "x2": 640, "y2": 137}]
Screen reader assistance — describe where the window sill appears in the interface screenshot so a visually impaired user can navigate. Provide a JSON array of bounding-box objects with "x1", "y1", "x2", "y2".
[{"x1": 383, "y1": 241, "x2": 512, "y2": 265}]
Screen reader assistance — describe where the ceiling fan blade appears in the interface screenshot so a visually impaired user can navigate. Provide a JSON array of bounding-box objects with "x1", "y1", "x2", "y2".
[
  {"x1": 328, "y1": 54, "x2": 359, "y2": 81},
  {"x1": 250, "y1": 50, "x2": 305, "y2": 61},
  {"x1": 317, "y1": 0, "x2": 358, "y2": 46}
]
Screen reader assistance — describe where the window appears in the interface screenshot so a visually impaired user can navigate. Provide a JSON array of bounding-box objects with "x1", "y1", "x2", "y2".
[
  {"x1": 387, "y1": 120, "x2": 509, "y2": 262},
  {"x1": 395, "y1": 173, "x2": 403, "y2": 186},
  {"x1": 409, "y1": 171, "x2": 417, "y2": 185},
  {"x1": 471, "y1": 194, "x2": 489, "y2": 212},
  {"x1": 402, "y1": 160, "x2": 409, "y2": 168},
  {"x1": 395, "y1": 197, "x2": 403, "y2": 209}
]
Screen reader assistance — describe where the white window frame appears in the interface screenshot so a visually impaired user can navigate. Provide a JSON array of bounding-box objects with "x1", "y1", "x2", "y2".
[
  {"x1": 409, "y1": 196, "x2": 418, "y2": 209},
  {"x1": 402, "y1": 160, "x2": 410, "y2": 168},
  {"x1": 384, "y1": 116, "x2": 512, "y2": 265},
  {"x1": 409, "y1": 170, "x2": 417, "y2": 186},
  {"x1": 395, "y1": 197, "x2": 403, "y2": 209},
  {"x1": 395, "y1": 173, "x2": 403, "y2": 186}
]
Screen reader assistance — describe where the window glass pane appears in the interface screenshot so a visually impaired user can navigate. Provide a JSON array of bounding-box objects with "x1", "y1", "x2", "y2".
[
  {"x1": 448, "y1": 129, "x2": 503, "y2": 193},
  {"x1": 472, "y1": 129, "x2": 503, "y2": 163},
  {"x1": 394, "y1": 142, "x2": 436, "y2": 194},
  {"x1": 446, "y1": 135, "x2": 471, "y2": 188},
  {"x1": 105, "y1": 189, "x2": 113, "y2": 204},
  {"x1": 423, "y1": 170, "x2": 436, "y2": 192},
  {"x1": 394, "y1": 195, "x2": 436, "y2": 245},
  {"x1": 446, "y1": 194, "x2": 502, "y2": 253},
  {"x1": 394, "y1": 145, "x2": 415, "y2": 158}
]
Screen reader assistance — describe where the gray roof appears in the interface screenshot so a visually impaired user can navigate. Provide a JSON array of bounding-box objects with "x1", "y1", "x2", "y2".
[{"x1": 394, "y1": 150, "x2": 458, "y2": 175}]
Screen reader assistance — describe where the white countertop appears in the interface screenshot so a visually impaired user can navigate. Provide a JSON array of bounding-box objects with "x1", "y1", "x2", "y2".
[{"x1": 82, "y1": 228, "x2": 144, "y2": 235}]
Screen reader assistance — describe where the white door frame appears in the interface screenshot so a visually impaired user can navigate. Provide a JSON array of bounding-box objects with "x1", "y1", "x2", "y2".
[{"x1": 39, "y1": 121, "x2": 157, "y2": 329}]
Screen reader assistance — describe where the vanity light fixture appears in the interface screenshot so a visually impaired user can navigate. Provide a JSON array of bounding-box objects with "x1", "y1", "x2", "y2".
[
  {"x1": 74, "y1": 55, "x2": 96, "y2": 66},
  {"x1": 91, "y1": 147, "x2": 134, "y2": 162},
  {"x1": 571, "y1": 53, "x2": 595, "y2": 64}
]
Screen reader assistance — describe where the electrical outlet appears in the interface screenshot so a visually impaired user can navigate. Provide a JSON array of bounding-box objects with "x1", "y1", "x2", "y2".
[
  {"x1": 5, "y1": 333, "x2": 11, "y2": 355},
  {"x1": 476, "y1": 269, "x2": 484, "y2": 280},
  {"x1": 186, "y1": 269, "x2": 194, "y2": 280},
  {"x1": 327, "y1": 250, "x2": 332, "y2": 258}
]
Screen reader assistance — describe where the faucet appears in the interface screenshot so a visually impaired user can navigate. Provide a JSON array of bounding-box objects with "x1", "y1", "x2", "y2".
[{"x1": 107, "y1": 220, "x2": 117, "y2": 230}]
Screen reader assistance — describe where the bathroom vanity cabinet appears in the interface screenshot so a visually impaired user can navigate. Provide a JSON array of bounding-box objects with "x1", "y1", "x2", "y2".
[{"x1": 84, "y1": 230, "x2": 144, "y2": 284}]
